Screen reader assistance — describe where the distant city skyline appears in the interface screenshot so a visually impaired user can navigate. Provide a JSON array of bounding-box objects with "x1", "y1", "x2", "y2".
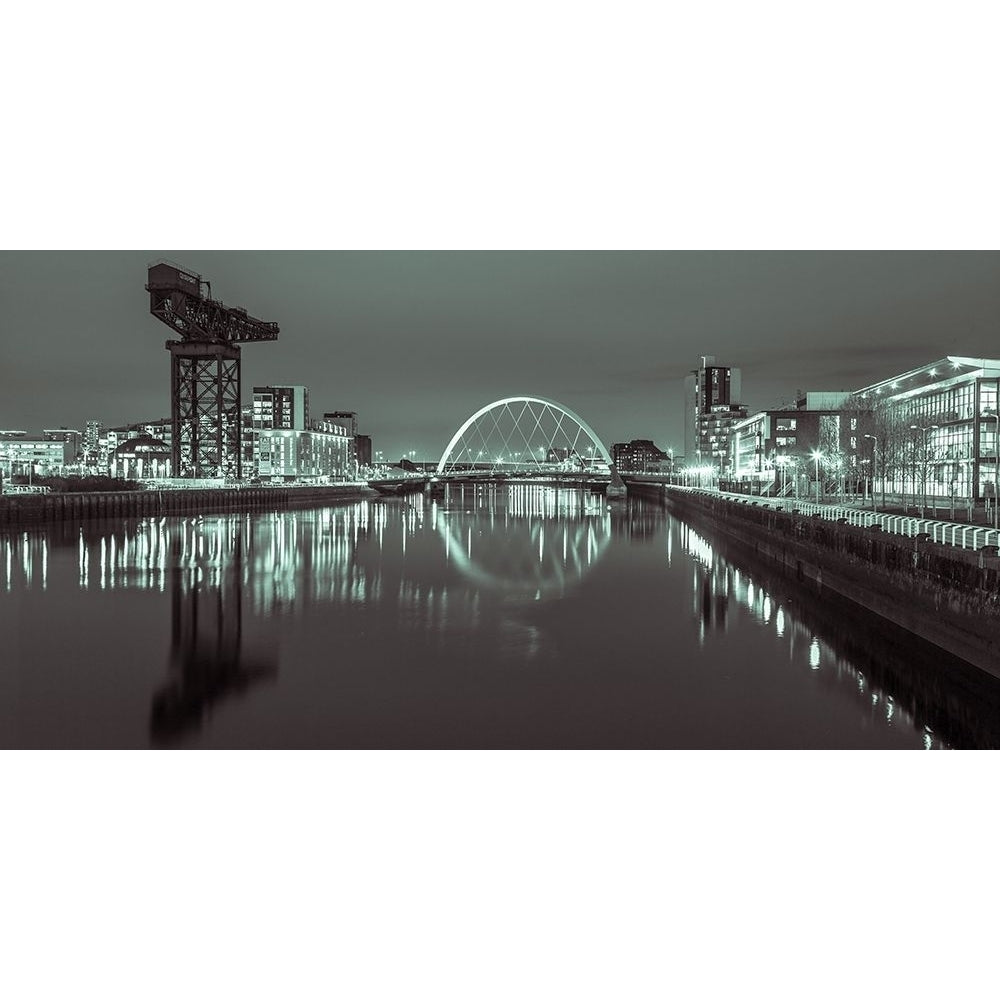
[{"x1": 3, "y1": 251, "x2": 1000, "y2": 459}]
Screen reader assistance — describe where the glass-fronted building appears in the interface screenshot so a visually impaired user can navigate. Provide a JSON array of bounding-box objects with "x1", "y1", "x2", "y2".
[{"x1": 851, "y1": 356, "x2": 1000, "y2": 502}]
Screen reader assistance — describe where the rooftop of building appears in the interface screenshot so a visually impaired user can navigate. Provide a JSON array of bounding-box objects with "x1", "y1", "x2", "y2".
[
  {"x1": 0, "y1": 435, "x2": 66, "y2": 444},
  {"x1": 113, "y1": 434, "x2": 170, "y2": 456},
  {"x1": 105, "y1": 419, "x2": 171, "y2": 433},
  {"x1": 853, "y1": 356, "x2": 1000, "y2": 399}
]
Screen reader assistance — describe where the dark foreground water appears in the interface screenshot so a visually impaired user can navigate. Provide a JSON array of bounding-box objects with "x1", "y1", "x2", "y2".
[{"x1": 3, "y1": 485, "x2": 1000, "y2": 748}]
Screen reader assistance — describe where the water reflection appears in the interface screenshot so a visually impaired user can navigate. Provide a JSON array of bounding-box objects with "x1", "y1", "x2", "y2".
[
  {"x1": 5, "y1": 489, "x2": 1000, "y2": 748},
  {"x1": 150, "y1": 530, "x2": 277, "y2": 745},
  {"x1": 436, "y1": 485, "x2": 610, "y2": 599},
  {"x1": 5, "y1": 532, "x2": 48, "y2": 591},
  {"x1": 674, "y1": 516, "x2": 1000, "y2": 749}
]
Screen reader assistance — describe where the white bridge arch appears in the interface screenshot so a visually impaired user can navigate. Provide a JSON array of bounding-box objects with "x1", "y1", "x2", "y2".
[{"x1": 437, "y1": 395, "x2": 614, "y2": 475}]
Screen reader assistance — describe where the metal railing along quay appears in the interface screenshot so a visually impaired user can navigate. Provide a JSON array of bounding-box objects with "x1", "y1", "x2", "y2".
[{"x1": 664, "y1": 485, "x2": 1000, "y2": 553}]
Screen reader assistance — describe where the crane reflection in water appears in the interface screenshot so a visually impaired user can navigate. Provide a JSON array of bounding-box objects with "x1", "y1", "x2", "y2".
[
  {"x1": 71, "y1": 515, "x2": 281, "y2": 744},
  {"x1": 148, "y1": 519, "x2": 277, "y2": 744}
]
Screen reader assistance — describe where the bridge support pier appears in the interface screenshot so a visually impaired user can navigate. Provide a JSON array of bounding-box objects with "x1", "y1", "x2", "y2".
[{"x1": 607, "y1": 464, "x2": 627, "y2": 499}]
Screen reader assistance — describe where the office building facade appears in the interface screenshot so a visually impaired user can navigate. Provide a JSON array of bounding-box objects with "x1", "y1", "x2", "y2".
[
  {"x1": 729, "y1": 392, "x2": 858, "y2": 497},
  {"x1": 42, "y1": 428, "x2": 82, "y2": 463},
  {"x1": 0, "y1": 437, "x2": 74, "y2": 475}
]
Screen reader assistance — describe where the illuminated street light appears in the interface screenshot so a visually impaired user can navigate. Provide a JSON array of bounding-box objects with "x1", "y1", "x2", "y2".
[
  {"x1": 775, "y1": 454, "x2": 790, "y2": 500},
  {"x1": 811, "y1": 449, "x2": 823, "y2": 503},
  {"x1": 909, "y1": 424, "x2": 939, "y2": 517},
  {"x1": 863, "y1": 433, "x2": 880, "y2": 511},
  {"x1": 983, "y1": 408, "x2": 1000, "y2": 530}
]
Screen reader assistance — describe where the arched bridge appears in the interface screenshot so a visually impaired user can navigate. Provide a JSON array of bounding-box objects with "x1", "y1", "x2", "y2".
[{"x1": 373, "y1": 395, "x2": 626, "y2": 495}]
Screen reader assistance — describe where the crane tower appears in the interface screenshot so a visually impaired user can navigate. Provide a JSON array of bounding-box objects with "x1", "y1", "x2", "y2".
[{"x1": 146, "y1": 261, "x2": 279, "y2": 479}]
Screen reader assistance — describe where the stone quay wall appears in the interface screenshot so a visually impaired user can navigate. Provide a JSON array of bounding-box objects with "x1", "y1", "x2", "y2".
[{"x1": 0, "y1": 485, "x2": 378, "y2": 528}]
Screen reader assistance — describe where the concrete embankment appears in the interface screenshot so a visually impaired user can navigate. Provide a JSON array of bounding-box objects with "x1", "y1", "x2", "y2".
[
  {"x1": 0, "y1": 485, "x2": 379, "y2": 528},
  {"x1": 631, "y1": 483, "x2": 1000, "y2": 679}
]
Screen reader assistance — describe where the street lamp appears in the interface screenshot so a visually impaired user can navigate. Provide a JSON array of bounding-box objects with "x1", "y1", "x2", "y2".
[
  {"x1": 810, "y1": 449, "x2": 823, "y2": 503},
  {"x1": 863, "y1": 434, "x2": 880, "y2": 512},
  {"x1": 909, "y1": 424, "x2": 939, "y2": 518},
  {"x1": 775, "y1": 454, "x2": 789, "y2": 500},
  {"x1": 983, "y1": 408, "x2": 1000, "y2": 529}
]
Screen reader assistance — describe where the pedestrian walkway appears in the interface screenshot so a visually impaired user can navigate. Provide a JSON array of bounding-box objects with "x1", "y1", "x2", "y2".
[
  {"x1": 675, "y1": 485, "x2": 1000, "y2": 552},
  {"x1": 835, "y1": 493, "x2": 998, "y2": 529}
]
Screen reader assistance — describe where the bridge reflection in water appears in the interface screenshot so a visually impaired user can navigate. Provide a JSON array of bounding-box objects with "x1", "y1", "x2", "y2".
[
  {"x1": 4, "y1": 488, "x2": 1000, "y2": 747},
  {"x1": 435, "y1": 484, "x2": 610, "y2": 600}
]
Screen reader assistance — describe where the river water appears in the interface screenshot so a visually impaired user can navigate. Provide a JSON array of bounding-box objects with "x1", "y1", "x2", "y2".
[{"x1": 3, "y1": 485, "x2": 999, "y2": 749}]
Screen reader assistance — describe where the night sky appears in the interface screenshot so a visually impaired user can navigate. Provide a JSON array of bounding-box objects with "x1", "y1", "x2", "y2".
[{"x1": 2, "y1": 250, "x2": 999, "y2": 460}]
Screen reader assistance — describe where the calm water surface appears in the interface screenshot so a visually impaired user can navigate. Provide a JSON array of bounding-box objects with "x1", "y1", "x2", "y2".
[{"x1": 4, "y1": 486, "x2": 999, "y2": 748}]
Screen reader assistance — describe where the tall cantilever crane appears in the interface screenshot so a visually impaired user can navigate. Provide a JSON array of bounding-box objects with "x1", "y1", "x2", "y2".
[{"x1": 146, "y1": 261, "x2": 279, "y2": 479}]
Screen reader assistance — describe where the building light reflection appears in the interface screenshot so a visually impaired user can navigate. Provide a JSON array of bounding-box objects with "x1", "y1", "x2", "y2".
[
  {"x1": 809, "y1": 638, "x2": 821, "y2": 669},
  {"x1": 675, "y1": 515, "x2": 949, "y2": 745}
]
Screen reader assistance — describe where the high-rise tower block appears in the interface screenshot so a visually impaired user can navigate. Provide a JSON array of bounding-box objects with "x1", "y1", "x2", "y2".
[{"x1": 146, "y1": 262, "x2": 279, "y2": 478}]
